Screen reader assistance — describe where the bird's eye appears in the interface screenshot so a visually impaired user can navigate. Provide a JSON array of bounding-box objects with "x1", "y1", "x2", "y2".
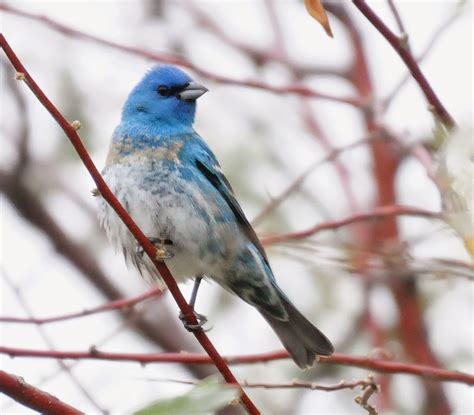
[{"x1": 157, "y1": 86, "x2": 170, "y2": 97}]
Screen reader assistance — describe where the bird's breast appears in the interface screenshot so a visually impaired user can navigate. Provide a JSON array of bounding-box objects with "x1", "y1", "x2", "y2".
[{"x1": 98, "y1": 160, "x2": 241, "y2": 283}]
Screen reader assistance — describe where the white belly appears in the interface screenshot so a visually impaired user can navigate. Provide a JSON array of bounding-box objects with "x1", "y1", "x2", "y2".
[{"x1": 97, "y1": 163, "x2": 240, "y2": 287}]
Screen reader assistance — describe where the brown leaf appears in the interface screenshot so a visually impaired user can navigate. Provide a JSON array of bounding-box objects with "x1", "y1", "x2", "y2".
[{"x1": 304, "y1": 0, "x2": 334, "y2": 38}]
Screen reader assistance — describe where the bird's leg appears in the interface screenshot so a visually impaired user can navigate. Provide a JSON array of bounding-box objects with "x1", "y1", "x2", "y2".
[
  {"x1": 179, "y1": 276, "x2": 209, "y2": 332},
  {"x1": 136, "y1": 237, "x2": 174, "y2": 261},
  {"x1": 189, "y1": 275, "x2": 202, "y2": 310}
]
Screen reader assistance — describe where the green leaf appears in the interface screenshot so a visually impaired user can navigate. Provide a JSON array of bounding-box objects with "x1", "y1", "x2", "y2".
[{"x1": 134, "y1": 377, "x2": 240, "y2": 415}]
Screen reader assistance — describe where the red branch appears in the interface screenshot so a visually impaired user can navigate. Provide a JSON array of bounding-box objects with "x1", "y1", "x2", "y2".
[
  {"x1": 1, "y1": 347, "x2": 472, "y2": 386},
  {"x1": 0, "y1": 4, "x2": 361, "y2": 107},
  {"x1": 0, "y1": 35, "x2": 259, "y2": 415},
  {"x1": 261, "y1": 205, "x2": 440, "y2": 245},
  {"x1": 0, "y1": 288, "x2": 162, "y2": 325},
  {"x1": 0, "y1": 370, "x2": 83, "y2": 414},
  {"x1": 352, "y1": 0, "x2": 455, "y2": 128}
]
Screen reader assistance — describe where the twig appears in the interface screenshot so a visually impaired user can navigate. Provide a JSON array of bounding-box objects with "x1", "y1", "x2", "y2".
[
  {"x1": 386, "y1": 0, "x2": 408, "y2": 39},
  {"x1": 352, "y1": 0, "x2": 455, "y2": 128},
  {"x1": 0, "y1": 370, "x2": 83, "y2": 415},
  {"x1": 1, "y1": 347, "x2": 473, "y2": 385},
  {"x1": 355, "y1": 375, "x2": 379, "y2": 415},
  {"x1": 261, "y1": 205, "x2": 441, "y2": 245},
  {"x1": 0, "y1": 287, "x2": 162, "y2": 324},
  {"x1": 382, "y1": 5, "x2": 463, "y2": 110},
  {"x1": 149, "y1": 376, "x2": 376, "y2": 392},
  {"x1": 0, "y1": 34, "x2": 259, "y2": 415}
]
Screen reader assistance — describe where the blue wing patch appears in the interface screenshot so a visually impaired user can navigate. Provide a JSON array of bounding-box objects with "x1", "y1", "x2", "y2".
[{"x1": 194, "y1": 154, "x2": 269, "y2": 266}]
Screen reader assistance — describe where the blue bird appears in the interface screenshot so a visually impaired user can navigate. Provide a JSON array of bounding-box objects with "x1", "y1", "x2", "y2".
[{"x1": 98, "y1": 65, "x2": 334, "y2": 368}]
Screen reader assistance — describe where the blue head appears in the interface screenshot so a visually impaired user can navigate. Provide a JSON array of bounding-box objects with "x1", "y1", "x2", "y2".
[{"x1": 121, "y1": 65, "x2": 208, "y2": 135}]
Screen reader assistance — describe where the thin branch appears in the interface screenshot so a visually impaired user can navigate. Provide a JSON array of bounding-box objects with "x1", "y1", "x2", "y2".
[
  {"x1": 0, "y1": 4, "x2": 361, "y2": 107},
  {"x1": 148, "y1": 375, "x2": 377, "y2": 392},
  {"x1": 386, "y1": 0, "x2": 408, "y2": 38},
  {"x1": 0, "y1": 287, "x2": 162, "y2": 325},
  {"x1": 382, "y1": 6, "x2": 463, "y2": 111},
  {"x1": 0, "y1": 34, "x2": 259, "y2": 415},
  {"x1": 1, "y1": 347, "x2": 473, "y2": 386},
  {"x1": 352, "y1": 0, "x2": 455, "y2": 128},
  {"x1": 261, "y1": 205, "x2": 441, "y2": 246},
  {"x1": 355, "y1": 378, "x2": 379, "y2": 415},
  {"x1": 0, "y1": 370, "x2": 83, "y2": 415}
]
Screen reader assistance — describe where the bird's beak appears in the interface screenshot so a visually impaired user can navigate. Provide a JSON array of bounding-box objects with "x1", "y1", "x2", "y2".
[{"x1": 177, "y1": 81, "x2": 209, "y2": 101}]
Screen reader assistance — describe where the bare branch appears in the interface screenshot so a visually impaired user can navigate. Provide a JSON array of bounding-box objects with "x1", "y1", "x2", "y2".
[
  {"x1": 382, "y1": 6, "x2": 463, "y2": 110},
  {"x1": 150, "y1": 375, "x2": 377, "y2": 392},
  {"x1": 1, "y1": 347, "x2": 472, "y2": 386},
  {"x1": 261, "y1": 205, "x2": 441, "y2": 245},
  {"x1": 0, "y1": 287, "x2": 162, "y2": 325},
  {"x1": 355, "y1": 376, "x2": 379, "y2": 415},
  {"x1": 0, "y1": 370, "x2": 83, "y2": 415}
]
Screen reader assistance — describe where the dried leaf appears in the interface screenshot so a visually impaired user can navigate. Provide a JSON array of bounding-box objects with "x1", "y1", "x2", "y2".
[{"x1": 304, "y1": 0, "x2": 333, "y2": 38}]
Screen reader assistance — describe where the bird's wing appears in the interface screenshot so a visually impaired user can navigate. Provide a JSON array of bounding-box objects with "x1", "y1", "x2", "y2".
[{"x1": 193, "y1": 147, "x2": 269, "y2": 265}]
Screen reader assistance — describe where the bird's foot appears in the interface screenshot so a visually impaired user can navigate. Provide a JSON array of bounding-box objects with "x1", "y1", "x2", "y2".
[
  {"x1": 179, "y1": 310, "x2": 211, "y2": 332},
  {"x1": 136, "y1": 237, "x2": 174, "y2": 261}
]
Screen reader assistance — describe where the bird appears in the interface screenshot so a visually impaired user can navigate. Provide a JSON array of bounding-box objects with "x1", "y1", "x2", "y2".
[{"x1": 97, "y1": 65, "x2": 334, "y2": 369}]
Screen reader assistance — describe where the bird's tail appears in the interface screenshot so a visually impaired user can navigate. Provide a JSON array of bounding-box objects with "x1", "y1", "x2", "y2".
[{"x1": 260, "y1": 290, "x2": 334, "y2": 369}]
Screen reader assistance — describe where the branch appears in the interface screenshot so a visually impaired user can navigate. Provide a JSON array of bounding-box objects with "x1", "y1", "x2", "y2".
[
  {"x1": 261, "y1": 205, "x2": 441, "y2": 245},
  {"x1": 386, "y1": 0, "x2": 408, "y2": 36},
  {"x1": 1, "y1": 347, "x2": 472, "y2": 385},
  {"x1": 0, "y1": 288, "x2": 162, "y2": 325},
  {"x1": 0, "y1": 370, "x2": 83, "y2": 415},
  {"x1": 354, "y1": 378, "x2": 379, "y2": 415},
  {"x1": 0, "y1": 35, "x2": 259, "y2": 415},
  {"x1": 0, "y1": 4, "x2": 361, "y2": 107},
  {"x1": 151, "y1": 375, "x2": 377, "y2": 392},
  {"x1": 382, "y1": 5, "x2": 462, "y2": 111},
  {"x1": 352, "y1": 0, "x2": 455, "y2": 128}
]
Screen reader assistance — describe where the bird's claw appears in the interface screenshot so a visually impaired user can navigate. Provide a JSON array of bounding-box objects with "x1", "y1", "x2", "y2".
[
  {"x1": 155, "y1": 246, "x2": 174, "y2": 261},
  {"x1": 136, "y1": 237, "x2": 174, "y2": 261},
  {"x1": 179, "y1": 311, "x2": 211, "y2": 332}
]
